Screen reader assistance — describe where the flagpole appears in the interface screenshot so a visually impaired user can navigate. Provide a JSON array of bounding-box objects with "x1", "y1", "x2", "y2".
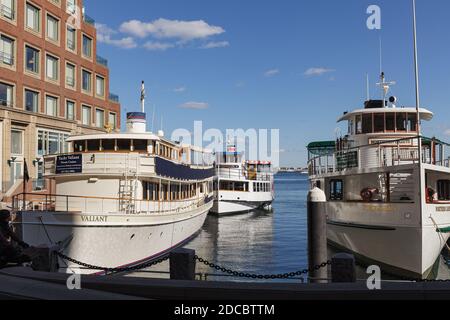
[{"x1": 412, "y1": 0, "x2": 424, "y2": 225}]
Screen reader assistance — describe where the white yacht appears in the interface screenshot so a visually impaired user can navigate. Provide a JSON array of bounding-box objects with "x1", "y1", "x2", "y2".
[
  {"x1": 308, "y1": 83, "x2": 450, "y2": 278},
  {"x1": 14, "y1": 83, "x2": 215, "y2": 274},
  {"x1": 211, "y1": 145, "x2": 274, "y2": 215}
]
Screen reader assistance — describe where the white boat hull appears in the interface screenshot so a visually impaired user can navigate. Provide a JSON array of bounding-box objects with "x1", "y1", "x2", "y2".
[
  {"x1": 18, "y1": 202, "x2": 212, "y2": 274},
  {"x1": 326, "y1": 201, "x2": 450, "y2": 279}
]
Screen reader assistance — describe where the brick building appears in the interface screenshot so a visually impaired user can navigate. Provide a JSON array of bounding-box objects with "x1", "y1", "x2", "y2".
[{"x1": 0, "y1": 0, "x2": 121, "y2": 199}]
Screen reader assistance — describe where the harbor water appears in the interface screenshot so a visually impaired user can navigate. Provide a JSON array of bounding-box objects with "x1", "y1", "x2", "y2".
[{"x1": 129, "y1": 172, "x2": 450, "y2": 282}]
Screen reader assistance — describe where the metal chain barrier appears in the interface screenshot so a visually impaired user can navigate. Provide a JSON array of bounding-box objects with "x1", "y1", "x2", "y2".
[
  {"x1": 194, "y1": 255, "x2": 331, "y2": 280},
  {"x1": 55, "y1": 252, "x2": 169, "y2": 274}
]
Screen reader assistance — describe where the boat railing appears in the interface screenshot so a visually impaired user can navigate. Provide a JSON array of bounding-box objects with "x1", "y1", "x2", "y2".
[
  {"x1": 12, "y1": 193, "x2": 212, "y2": 215},
  {"x1": 308, "y1": 135, "x2": 450, "y2": 176},
  {"x1": 216, "y1": 167, "x2": 273, "y2": 182}
]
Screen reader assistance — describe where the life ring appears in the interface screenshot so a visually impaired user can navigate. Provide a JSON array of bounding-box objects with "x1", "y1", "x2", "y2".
[
  {"x1": 426, "y1": 187, "x2": 436, "y2": 204},
  {"x1": 361, "y1": 188, "x2": 378, "y2": 202}
]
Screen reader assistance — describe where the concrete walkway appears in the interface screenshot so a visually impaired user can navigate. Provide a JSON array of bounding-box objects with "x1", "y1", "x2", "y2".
[{"x1": 3, "y1": 267, "x2": 450, "y2": 300}]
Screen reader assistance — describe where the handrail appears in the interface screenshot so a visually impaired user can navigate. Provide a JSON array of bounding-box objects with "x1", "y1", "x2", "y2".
[{"x1": 308, "y1": 135, "x2": 450, "y2": 176}]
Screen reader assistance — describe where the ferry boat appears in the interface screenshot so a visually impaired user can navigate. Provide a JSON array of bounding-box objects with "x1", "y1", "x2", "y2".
[
  {"x1": 211, "y1": 145, "x2": 274, "y2": 215},
  {"x1": 307, "y1": 79, "x2": 450, "y2": 279},
  {"x1": 14, "y1": 82, "x2": 215, "y2": 274}
]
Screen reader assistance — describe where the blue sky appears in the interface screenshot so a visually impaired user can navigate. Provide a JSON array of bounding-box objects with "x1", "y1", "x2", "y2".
[{"x1": 85, "y1": 0, "x2": 450, "y2": 166}]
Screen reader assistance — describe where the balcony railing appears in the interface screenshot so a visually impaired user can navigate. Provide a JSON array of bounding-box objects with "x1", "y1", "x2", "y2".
[
  {"x1": 308, "y1": 136, "x2": 450, "y2": 176},
  {"x1": 109, "y1": 93, "x2": 120, "y2": 103},
  {"x1": 0, "y1": 4, "x2": 15, "y2": 20},
  {"x1": 96, "y1": 55, "x2": 108, "y2": 67},
  {"x1": 83, "y1": 14, "x2": 95, "y2": 26}
]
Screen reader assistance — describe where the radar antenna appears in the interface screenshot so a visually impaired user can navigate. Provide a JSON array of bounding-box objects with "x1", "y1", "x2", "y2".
[{"x1": 376, "y1": 72, "x2": 396, "y2": 107}]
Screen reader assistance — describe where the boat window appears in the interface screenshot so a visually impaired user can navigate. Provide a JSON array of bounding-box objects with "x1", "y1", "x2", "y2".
[
  {"x1": 87, "y1": 139, "x2": 100, "y2": 151},
  {"x1": 117, "y1": 139, "x2": 131, "y2": 151},
  {"x1": 385, "y1": 113, "x2": 395, "y2": 131},
  {"x1": 362, "y1": 114, "x2": 373, "y2": 134},
  {"x1": 74, "y1": 140, "x2": 85, "y2": 152},
  {"x1": 348, "y1": 119, "x2": 354, "y2": 135},
  {"x1": 396, "y1": 113, "x2": 407, "y2": 131},
  {"x1": 437, "y1": 180, "x2": 450, "y2": 201},
  {"x1": 102, "y1": 139, "x2": 115, "y2": 151},
  {"x1": 330, "y1": 180, "x2": 344, "y2": 201},
  {"x1": 134, "y1": 139, "x2": 148, "y2": 152},
  {"x1": 355, "y1": 115, "x2": 362, "y2": 134},
  {"x1": 407, "y1": 113, "x2": 418, "y2": 132},
  {"x1": 374, "y1": 113, "x2": 385, "y2": 133}
]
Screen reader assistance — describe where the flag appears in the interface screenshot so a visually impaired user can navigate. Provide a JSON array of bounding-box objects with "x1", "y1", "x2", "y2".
[{"x1": 23, "y1": 159, "x2": 30, "y2": 183}]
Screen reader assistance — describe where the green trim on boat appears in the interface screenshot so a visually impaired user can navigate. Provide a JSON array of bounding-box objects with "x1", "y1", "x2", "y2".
[{"x1": 436, "y1": 227, "x2": 450, "y2": 233}]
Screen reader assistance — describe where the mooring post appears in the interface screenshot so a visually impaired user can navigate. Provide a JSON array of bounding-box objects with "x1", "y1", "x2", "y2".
[
  {"x1": 170, "y1": 248, "x2": 196, "y2": 280},
  {"x1": 307, "y1": 187, "x2": 328, "y2": 283},
  {"x1": 331, "y1": 253, "x2": 356, "y2": 283}
]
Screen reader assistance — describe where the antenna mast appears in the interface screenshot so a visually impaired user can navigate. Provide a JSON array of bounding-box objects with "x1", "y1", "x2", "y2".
[
  {"x1": 140, "y1": 81, "x2": 145, "y2": 113},
  {"x1": 413, "y1": 0, "x2": 421, "y2": 134}
]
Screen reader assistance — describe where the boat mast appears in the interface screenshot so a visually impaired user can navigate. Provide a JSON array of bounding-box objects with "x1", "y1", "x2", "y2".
[
  {"x1": 141, "y1": 80, "x2": 146, "y2": 113},
  {"x1": 412, "y1": 0, "x2": 421, "y2": 135}
]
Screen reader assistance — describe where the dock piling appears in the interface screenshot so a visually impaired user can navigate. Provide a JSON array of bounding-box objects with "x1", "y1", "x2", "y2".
[
  {"x1": 170, "y1": 248, "x2": 196, "y2": 280},
  {"x1": 307, "y1": 187, "x2": 328, "y2": 283},
  {"x1": 331, "y1": 253, "x2": 356, "y2": 283}
]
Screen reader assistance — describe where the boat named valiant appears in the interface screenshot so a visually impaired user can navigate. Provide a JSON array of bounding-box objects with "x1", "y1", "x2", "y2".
[{"x1": 14, "y1": 82, "x2": 215, "y2": 274}]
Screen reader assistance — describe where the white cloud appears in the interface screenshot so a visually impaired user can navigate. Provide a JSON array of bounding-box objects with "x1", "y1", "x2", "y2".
[
  {"x1": 96, "y1": 23, "x2": 137, "y2": 49},
  {"x1": 445, "y1": 129, "x2": 450, "y2": 136},
  {"x1": 143, "y1": 41, "x2": 175, "y2": 51},
  {"x1": 179, "y1": 102, "x2": 209, "y2": 110},
  {"x1": 264, "y1": 69, "x2": 280, "y2": 77},
  {"x1": 174, "y1": 86, "x2": 187, "y2": 93},
  {"x1": 304, "y1": 67, "x2": 336, "y2": 77},
  {"x1": 120, "y1": 18, "x2": 225, "y2": 41},
  {"x1": 200, "y1": 41, "x2": 230, "y2": 49}
]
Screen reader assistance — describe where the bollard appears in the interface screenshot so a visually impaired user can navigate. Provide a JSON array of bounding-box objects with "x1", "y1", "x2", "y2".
[
  {"x1": 331, "y1": 253, "x2": 356, "y2": 283},
  {"x1": 30, "y1": 246, "x2": 60, "y2": 272},
  {"x1": 170, "y1": 248, "x2": 196, "y2": 280},
  {"x1": 307, "y1": 187, "x2": 328, "y2": 283}
]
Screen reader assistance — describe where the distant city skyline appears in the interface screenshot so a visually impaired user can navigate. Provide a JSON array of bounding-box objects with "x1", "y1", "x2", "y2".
[{"x1": 86, "y1": 0, "x2": 450, "y2": 166}]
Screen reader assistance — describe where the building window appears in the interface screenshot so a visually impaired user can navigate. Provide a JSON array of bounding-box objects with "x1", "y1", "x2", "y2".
[
  {"x1": 0, "y1": 35, "x2": 14, "y2": 66},
  {"x1": 330, "y1": 180, "x2": 344, "y2": 201},
  {"x1": 46, "y1": 14, "x2": 59, "y2": 42},
  {"x1": 46, "y1": 54, "x2": 58, "y2": 81},
  {"x1": 82, "y1": 105, "x2": 91, "y2": 125},
  {"x1": 108, "y1": 112, "x2": 117, "y2": 129},
  {"x1": 66, "y1": 26, "x2": 76, "y2": 51},
  {"x1": 26, "y1": 2, "x2": 40, "y2": 32},
  {"x1": 65, "y1": 63, "x2": 75, "y2": 87},
  {"x1": 25, "y1": 89, "x2": 38, "y2": 112},
  {"x1": 1, "y1": 0, "x2": 15, "y2": 20},
  {"x1": 95, "y1": 108, "x2": 104, "y2": 128},
  {"x1": 25, "y1": 45, "x2": 39, "y2": 73},
  {"x1": 82, "y1": 34, "x2": 92, "y2": 58},
  {"x1": 45, "y1": 95, "x2": 58, "y2": 116},
  {"x1": 82, "y1": 69, "x2": 91, "y2": 92},
  {"x1": 0, "y1": 82, "x2": 13, "y2": 107},
  {"x1": 37, "y1": 129, "x2": 69, "y2": 156},
  {"x1": 66, "y1": 0, "x2": 76, "y2": 14},
  {"x1": 66, "y1": 100, "x2": 75, "y2": 120},
  {"x1": 95, "y1": 75, "x2": 105, "y2": 97},
  {"x1": 11, "y1": 129, "x2": 22, "y2": 155}
]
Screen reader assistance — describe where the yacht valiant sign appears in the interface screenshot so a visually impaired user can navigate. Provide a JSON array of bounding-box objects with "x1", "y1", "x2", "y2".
[{"x1": 56, "y1": 155, "x2": 83, "y2": 174}]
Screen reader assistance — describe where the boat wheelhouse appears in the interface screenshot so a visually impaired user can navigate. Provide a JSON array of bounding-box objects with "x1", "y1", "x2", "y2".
[
  {"x1": 14, "y1": 83, "x2": 215, "y2": 274},
  {"x1": 308, "y1": 97, "x2": 450, "y2": 279},
  {"x1": 211, "y1": 145, "x2": 274, "y2": 215}
]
